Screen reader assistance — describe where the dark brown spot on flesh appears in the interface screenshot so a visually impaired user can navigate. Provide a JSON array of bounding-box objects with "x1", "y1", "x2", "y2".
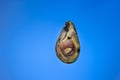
[
  {"x1": 60, "y1": 40, "x2": 75, "y2": 57},
  {"x1": 77, "y1": 48, "x2": 80, "y2": 53},
  {"x1": 67, "y1": 36, "x2": 71, "y2": 39}
]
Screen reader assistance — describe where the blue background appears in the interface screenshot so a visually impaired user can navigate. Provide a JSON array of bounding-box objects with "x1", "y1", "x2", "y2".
[{"x1": 0, "y1": 0, "x2": 120, "y2": 80}]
